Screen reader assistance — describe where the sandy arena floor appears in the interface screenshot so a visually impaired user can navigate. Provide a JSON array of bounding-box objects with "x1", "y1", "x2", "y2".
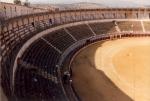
[{"x1": 71, "y1": 37, "x2": 150, "y2": 101}]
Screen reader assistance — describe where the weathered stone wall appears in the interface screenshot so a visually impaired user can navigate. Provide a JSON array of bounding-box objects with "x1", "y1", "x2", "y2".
[{"x1": 0, "y1": 2, "x2": 49, "y2": 20}]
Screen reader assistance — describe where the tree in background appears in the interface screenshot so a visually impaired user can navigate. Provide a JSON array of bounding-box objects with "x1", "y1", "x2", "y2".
[
  {"x1": 14, "y1": 0, "x2": 21, "y2": 5},
  {"x1": 24, "y1": 0, "x2": 30, "y2": 7}
]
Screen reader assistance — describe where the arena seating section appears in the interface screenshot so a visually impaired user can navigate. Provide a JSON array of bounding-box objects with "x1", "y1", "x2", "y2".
[
  {"x1": 143, "y1": 21, "x2": 150, "y2": 31},
  {"x1": 1, "y1": 17, "x2": 150, "y2": 101},
  {"x1": 66, "y1": 24, "x2": 93, "y2": 40},
  {"x1": 15, "y1": 63, "x2": 67, "y2": 101},
  {"x1": 1, "y1": 20, "x2": 53, "y2": 100},
  {"x1": 89, "y1": 22, "x2": 117, "y2": 34},
  {"x1": 43, "y1": 29, "x2": 75, "y2": 52},
  {"x1": 117, "y1": 21, "x2": 143, "y2": 32}
]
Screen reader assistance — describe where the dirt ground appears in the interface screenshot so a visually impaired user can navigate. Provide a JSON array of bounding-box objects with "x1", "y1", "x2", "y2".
[{"x1": 71, "y1": 37, "x2": 150, "y2": 101}]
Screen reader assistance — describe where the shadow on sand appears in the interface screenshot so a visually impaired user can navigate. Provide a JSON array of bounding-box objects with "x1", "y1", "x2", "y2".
[{"x1": 71, "y1": 41, "x2": 133, "y2": 101}]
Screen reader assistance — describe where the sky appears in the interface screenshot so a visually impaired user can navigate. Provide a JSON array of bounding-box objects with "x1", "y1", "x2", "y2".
[{"x1": 1, "y1": 0, "x2": 150, "y2": 6}]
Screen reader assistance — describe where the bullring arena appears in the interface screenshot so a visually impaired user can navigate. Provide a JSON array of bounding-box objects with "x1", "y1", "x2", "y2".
[
  {"x1": 1, "y1": 2, "x2": 150, "y2": 101},
  {"x1": 71, "y1": 38, "x2": 150, "y2": 101}
]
